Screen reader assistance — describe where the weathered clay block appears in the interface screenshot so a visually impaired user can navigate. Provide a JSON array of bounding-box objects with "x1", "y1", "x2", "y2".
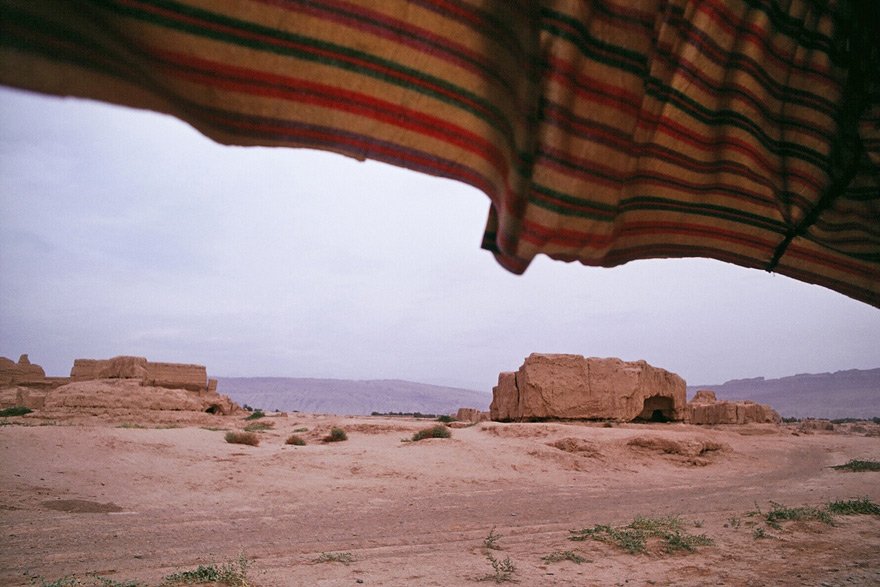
[
  {"x1": 455, "y1": 407, "x2": 489, "y2": 423},
  {"x1": 490, "y1": 354, "x2": 686, "y2": 422},
  {"x1": 686, "y1": 390, "x2": 780, "y2": 424}
]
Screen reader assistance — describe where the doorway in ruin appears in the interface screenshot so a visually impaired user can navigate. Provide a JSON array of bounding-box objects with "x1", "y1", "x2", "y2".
[{"x1": 634, "y1": 395, "x2": 675, "y2": 422}]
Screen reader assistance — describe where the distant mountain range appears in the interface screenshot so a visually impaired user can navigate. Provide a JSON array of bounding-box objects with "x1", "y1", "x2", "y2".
[
  {"x1": 217, "y1": 368, "x2": 879, "y2": 420},
  {"x1": 216, "y1": 377, "x2": 491, "y2": 416},
  {"x1": 688, "y1": 368, "x2": 880, "y2": 419}
]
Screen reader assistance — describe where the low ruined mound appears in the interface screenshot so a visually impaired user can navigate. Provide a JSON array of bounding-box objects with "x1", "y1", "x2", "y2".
[
  {"x1": 33, "y1": 379, "x2": 240, "y2": 422},
  {"x1": 490, "y1": 354, "x2": 686, "y2": 422}
]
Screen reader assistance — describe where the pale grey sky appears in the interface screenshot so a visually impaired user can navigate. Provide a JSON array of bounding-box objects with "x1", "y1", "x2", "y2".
[{"x1": 1, "y1": 87, "x2": 878, "y2": 391}]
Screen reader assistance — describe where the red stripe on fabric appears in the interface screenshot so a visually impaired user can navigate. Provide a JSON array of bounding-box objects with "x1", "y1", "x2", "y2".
[
  {"x1": 635, "y1": 113, "x2": 825, "y2": 193},
  {"x1": 544, "y1": 55, "x2": 642, "y2": 117},
  {"x1": 251, "y1": 0, "x2": 498, "y2": 83},
  {"x1": 197, "y1": 110, "x2": 497, "y2": 192},
  {"x1": 114, "y1": 0, "x2": 502, "y2": 126},
  {"x1": 148, "y1": 49, "x2": 511, "y2": 178}
]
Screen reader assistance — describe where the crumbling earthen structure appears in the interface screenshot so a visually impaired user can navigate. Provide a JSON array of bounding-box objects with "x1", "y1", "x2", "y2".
[
  {"x1": 686, "y1": 390, "x2": 780, "y2": 425},
  {"x1": 0, "y1": 354, "x2": 47, "y2": 386},
  {"x1": 70, "y1": 356, "x2": 213, "y2": 392},
  {"x1": 0, "y1": 353, "x2": 238, "y2": 416},
  {"x1": 490, "y1": 354, "x2": 686, "y2": 422}
]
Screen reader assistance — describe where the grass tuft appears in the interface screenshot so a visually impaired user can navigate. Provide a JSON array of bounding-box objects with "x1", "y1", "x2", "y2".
[
  {"x1": 312, "y1": 552, "x2": 354, "y2": 565},
  {"x1": 541, "y1": 550, "x2": 586, "y2": 564},
  {"x1": 224, "y1": 431, "x2": 260, "y2": 447},
  {"x1": 411, "y1": 424, "x2": 452, "y2": 442},
  {"x1": 244, "y1": 410, "x2": 265, "y2": 420},
  {"x1": 763, "y1": 502, "x2": 833, "y2": 529},
  {"x1": 569, "y1": 515, "x2": 712, "y2": 555},
  {"x1": 243, "y1": 421, "x2": 274, "y2": 432}
]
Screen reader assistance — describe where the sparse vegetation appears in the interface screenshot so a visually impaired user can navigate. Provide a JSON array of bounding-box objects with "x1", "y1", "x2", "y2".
[
  {"x1": 224, "y1": 431, "x2": 260, "y2": 446},
  {"x1": 244, "y1": 410, "x2": 265, "y2": 420},
  {"x1": 322, "y1": 427, "x2": 348, "y2": 442},
  {"x1": 483, "y1": 527, "x2": 502, "y2": 550},
  {"x1": 569, "y1": 515, "x2": 712, "y2": 554},
  {"x1": 285, "y1": 434, "x2": 307, "y2": 446},
  {"x1": 26, "y1": 576, "x2": 144, "y2": 587},
  {"x1": 726, "y1": 516, "x2": 741, "y2": 529},
  {"x1": 292, "y1": 427, "x2": 308, "y2": 433},
  {"x1": 827, "y1": 497, "x2": 880, "y2": 516},
  {"x1": 162, "y1": 554, "x2": 250, "y2": 585},
  {"x1": 541, "y1": 550, "x2": 586, "y2": 564},
  {"x1": 481, "y1": 552, "x2": 516, "y2": 583},
  {"x1": 371, "y1": 411, "x2": 439, "y2": 418},
  {"x1": 753, "y1": 527, "x2": 767, "y2": 539},
  {"x1": 411, "y1": 424, "x2": 452, "y2": 441},
  {"x1": 762, "y1": 502, "x2": 833, "y2": 529},
  {"x1": 243, "y1": 421, "x2": 274, "y2": 432},
  {"x1": 312, "y1": 552, "x2": 354, "y2": 564},
  {"x1": 0, "y1": 405, "x2": 32, "y2": 417},
  {"x1": 831, "y1": 459, "x2": 880, "y2": 472},
  {"x1": 436, "y1": 415, "x2": 456, "y2": 423}
]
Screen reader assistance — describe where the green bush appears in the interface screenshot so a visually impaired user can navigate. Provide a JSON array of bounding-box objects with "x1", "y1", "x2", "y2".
[
  {"x1": 286, "y1": 434, "x2": 307, "y2": 446},
  {"x1": 0, "y1": 406, "x2": 32, "y2": 417},
  {"x1": 225, "y1": 431, "x2": 260, "y2": 446},
  {"x1": 322, "y1": 427, "x2": 348, "y2": 442},
  {"x1": 827, "y1": 497, "x2": 880, "y2": 516},
  {"x1": 831, "y1": 459, "x2": 880, "y2": 472},
  {"x1": 411, "y1": 424, "x2": 451, "y2": 441},
  {"x1": 245, "y1": 409, "x2": 265, "y2": 420}
]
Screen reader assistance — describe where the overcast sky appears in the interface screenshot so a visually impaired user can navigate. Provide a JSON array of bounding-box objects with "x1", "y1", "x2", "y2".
[{"x1": 1, "y1": 86, "x2": 878, "y2": 391}]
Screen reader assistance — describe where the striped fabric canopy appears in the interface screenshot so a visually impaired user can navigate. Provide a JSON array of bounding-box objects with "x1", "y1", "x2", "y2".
[{"x1": 2, "y1": 1, "x2": 878, "y2": 306}]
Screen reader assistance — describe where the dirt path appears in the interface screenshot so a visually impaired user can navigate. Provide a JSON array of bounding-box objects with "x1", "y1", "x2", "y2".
[{"x1": 1, "y1": 415, "x2": 878, "y2": 586}]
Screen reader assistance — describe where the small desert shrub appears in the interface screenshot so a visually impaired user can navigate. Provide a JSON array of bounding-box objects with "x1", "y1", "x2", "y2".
[
  {"x1": 753, "y1": 527, "x2": 767, "y2": 539},
  {"x1": 436, "y1": 415, "x2": 455, "y2": 423},
  {"x1": 312, "y1": 552, "x2": 354, "y2": 565},
  {"x1": 292, "y1": 427, "x2": 309, "y2": 433},
  {"x1": 322, "y1": 427, "x2": 348, "y2": 442},
  {"x1": 542, "y1": 550, "x2": 586, "y2": 564},
  {"x1": 245, "y1": 410, "x2": 265, "y2": 420},
  {"x1": 411, "y1": 424, "x2": 452, "y2": 441},
  {"x1": 0, "y1": 406, "x2": 32, "y2": 417},
  {"x1": 481, "y1": 553, "x2": 516, "y2": 583},
  {"x1": 243, "y1": 421, "x2": 274, "y2": 432},
  {"x1": 285, "y1": 434, "x2": 307, "y2": 446},
  {"x1": 225, "y1": 431, "x2": 260, "y2": 446},
  {"x1": 483, "y1": 527, "x2": 502, "y2": 550},
  {"x1": 162, "y1": 554, "x2": 250, "y2": 586},
  {"x1": 827, "y1": 497, "x2": 880, "y2": 516},
  {"x1": 831, "y1": 459, "x2": 880, "y2": 472}
]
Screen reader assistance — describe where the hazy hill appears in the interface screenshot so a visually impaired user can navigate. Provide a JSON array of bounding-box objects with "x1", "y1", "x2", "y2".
[
  {"x1": 687, "y1": 368, "x2": 880, "y2": 419},
  {"x1": 216, "y1": 377, "x2": 491, "y2": 416}
]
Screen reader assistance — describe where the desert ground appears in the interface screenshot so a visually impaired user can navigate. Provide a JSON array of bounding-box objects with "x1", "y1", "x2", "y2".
[{"x1": 1, "y1": 412, "x2": 878, "y2": 586}]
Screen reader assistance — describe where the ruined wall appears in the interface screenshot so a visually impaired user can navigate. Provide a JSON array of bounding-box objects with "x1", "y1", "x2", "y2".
[
  {"x1": 70, "y1": 356, "x2": 208, "y2": 392},
  {"x1": 490, "y1": 354, "x2": 686, "y2": 422},
  {"x1": 0, "y1": 354, "x2": 47, "y2": 386}
]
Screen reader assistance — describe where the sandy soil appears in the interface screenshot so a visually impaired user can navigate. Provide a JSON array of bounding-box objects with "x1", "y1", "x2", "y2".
[{"x1": 1, "y1": 413, "x2": 878, "y2": 586}]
